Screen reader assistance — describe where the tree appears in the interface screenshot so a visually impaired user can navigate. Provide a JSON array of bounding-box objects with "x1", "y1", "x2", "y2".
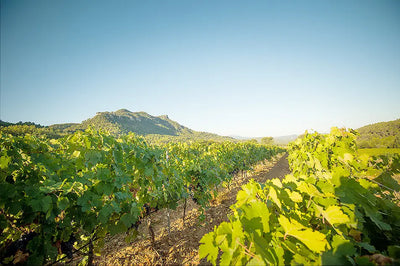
[{"x1": 261, "y1": 136, "x2": 274, "y2": 145}]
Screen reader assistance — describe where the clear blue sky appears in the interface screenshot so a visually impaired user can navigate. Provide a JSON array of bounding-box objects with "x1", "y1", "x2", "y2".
[{"x1": 1, "y1": 0, "x2": 399, "y2": 137}]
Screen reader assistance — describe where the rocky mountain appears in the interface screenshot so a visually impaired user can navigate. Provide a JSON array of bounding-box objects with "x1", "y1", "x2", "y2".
[
  {"x1": 48, "y1": 109, "x2": 233, "y2": 142},
  {"x1": 78, "y1": 109, "x2": 193, "y2": 136}
]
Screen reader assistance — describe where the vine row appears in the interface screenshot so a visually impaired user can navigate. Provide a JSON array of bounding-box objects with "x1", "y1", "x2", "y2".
[
  {"x1": 0, "y1": 129, "x2": 282, "y2": 264},
  {"x1": 199, "y1": 128, "x2": 400, "y2": 265}
]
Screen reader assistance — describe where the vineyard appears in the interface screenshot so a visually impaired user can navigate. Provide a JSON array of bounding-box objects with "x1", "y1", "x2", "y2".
[
  {"x1": 0, "y1": 129, "x2": 282, "y2": 264},
  {"x1": 1, "y1": 128, "x2": 400, "y2": 265},
  {"x1": 200, "y1": 128, "x2": 400, "y2": 265}
]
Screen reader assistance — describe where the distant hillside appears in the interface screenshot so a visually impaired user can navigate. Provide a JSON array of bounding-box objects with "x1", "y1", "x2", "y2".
[
  {"x1": 0, "y1": 120, "x2": 43, "y2": 128},
  {"x1": 273, "y1": 134, "x2": 298, "y2": 145},
  {"x1": 230, "y1": 134, "x2": 298, "y2": 145},
  {"x1": 229, "y1": 135, "x2": 250, "y2": 140},
  {"x1": 1, "y1": 109, "x2": 234, "y2": 142},
  {"x1": 357, "y1": 118, "x2": 400, "y2": 148},
  {"x1": 0, "y1": 120, "x2": 61, "y2": 138},
  {"x1": 77, "y1": 109, "x2": 194, "y2": 136}
]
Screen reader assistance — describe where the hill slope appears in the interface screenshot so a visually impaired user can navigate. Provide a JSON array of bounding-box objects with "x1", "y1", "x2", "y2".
[
  {"x1": 357, "y1": 118, "x2": 400, "y2": 148},
  {"x1": 76, "y1": 109, "x2": 194, "y2": 136},
  {"x1": 1, "y1": 109, "x2": 233, "y2": 141},
  {"x1": 47, "y1": 109, "x2": 233, "y2": 142}
]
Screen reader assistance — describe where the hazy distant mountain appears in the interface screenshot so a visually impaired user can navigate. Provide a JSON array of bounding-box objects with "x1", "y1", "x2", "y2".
[
  {"x1": 273, "y1": 135, "x2": 299, "y2": 145},
  {"x1": 229, "y1": 135, "x2": 251, "y2": 140},
  {"x1": 230, "y1": 134, "x2": 299, "y2": 145}
]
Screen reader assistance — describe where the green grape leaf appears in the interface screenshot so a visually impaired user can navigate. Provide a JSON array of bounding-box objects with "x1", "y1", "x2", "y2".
[
  {"x1": 98, "y1": 205, "x2": 113, "y2": 224},
  {"x1": 271, "y1": 178, "x2": 283, "y2": 188},
  {"x1": 0, "y1": 155, "x2": 11, "y2": 169},
  {"x1": 30, "y1": 199, "x2": 42, "y2": 212},
  {"x1": 235, "y1": 180, "x2": 259, "y2": 207},
  {"x1": 216, "y1": 221, "x2": 232, "y2": 235},
  {"x1": 85, "y1": 150, "x2": 102, "y2": 166},
  {"x1": 374, "y1": 172, "x2": 400, "y2": 191},
  {"x1": 113, "y1": 149, "x2": 123, "y2": 165},
  {"x1": 321, "y1": 235, "x2": 356, "y2": 266},
  {"x1": 289, "y1": 191, "x2": 302, "y2": 203},
  {"x1": 283, "y1": 174, "x2": 297, "y2": 183},
  {"x1": 41, "y1": 196, "x2": 53, "y2": 213},
  {"x1": 321, "y1": 250, "x2": 351, "y2": 266},
  {"x1": 364, "y1": 206, "x2": 392, "y2": 231},
  {"x1": 342, "y1": 153, "x2": 353, "y2": 163},
  {"x1": 97, "y1": 167, "x2": 111, "y2": 182},
  {"x1": 292, "y1": 253, "x2": 312, "y2": 265},
  {"x1": 144, "y1": 166, "x2": 154, "y2": 177},
  {"x1": 57, "y1": 197, "x2": 69, "y2": 210},
  {"x1": 279, "y1": 216, "x2": 328, "y2": 253},
  {"x1": 236, "y1": 190, "x2": 251, "y2": 208},
  {"x1": 268, "y1": 187, "x2": 281, "y2": 209},
  {"x1": 231, "y1": 220, "x2": 245, "y2": 246},
  {"x1": 241, "y1": 200, "x2": 270, "y2": 233},
  {"x1": 322, "y1": 206, "x2": 350, "y2": 225},
  {"x1": 111, "y1": 201, "x2": 122, "y2": 213},
  {"x1": 72, "y1": 150, "x2": 81, "y2": 158},
  {"x1": 120, "y1": 213, "x2": 137, "y2": 227},
  {"x1": 297, "y1": 182, "x2": 322, "y2": 197},
  {"x1": 357, "y1": 242, "x2": 376, "y2": 253},
  {"x1": 253, "y1": 234, "x2": 276, "y2": 264},
  {"x1": 199, "y1": 232, "x2": 218, "y2": 264},
  {"x1": 219, "y1": 247, "x2": 235, "y2": 266},
  {"x1": 355, "y1": 256, "x2": 375, "y2": 266},
  {"x1": 247, "y1": 256, "x2": 267, "y2": 266},
  {"x1": 95, "y1": 181, "x2": 113, "y2": 195},
  {"x1": 292, "y1": 229, "x2": 328, "y2": 254},
  {"x1": 109, "y1": 220, "x2": 127, "y2": 235},
  {"x1": 331, "y1": 235, "x2": 356, "y2": 255}
]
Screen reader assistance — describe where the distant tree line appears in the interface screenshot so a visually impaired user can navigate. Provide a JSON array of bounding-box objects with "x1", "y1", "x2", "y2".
[
  {"x1": 261, "y1": 137, "x2": 274, "y2": 145},
  {"x1": 0, "y1": 124, "x2": 64, "y2": 138},
  {"x1": 0, "y1": 120, "x2": 44, "y2": 128},
  {"x1": 356, "y1": 119, "x2": 400, "y2": 148}
]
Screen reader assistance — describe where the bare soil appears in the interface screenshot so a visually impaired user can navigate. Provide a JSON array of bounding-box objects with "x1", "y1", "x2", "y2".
[{"x1": 94, "y1": 153, "x2": 290, "y2": 265}]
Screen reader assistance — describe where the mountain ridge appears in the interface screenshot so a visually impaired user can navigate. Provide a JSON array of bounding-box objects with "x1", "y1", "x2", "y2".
[
  {"x1": 47, "y1": 109, "x2": 233, "y2": 142},
  {"x1": 2, "y1": 112, "x2": 399, "y2": 146}
]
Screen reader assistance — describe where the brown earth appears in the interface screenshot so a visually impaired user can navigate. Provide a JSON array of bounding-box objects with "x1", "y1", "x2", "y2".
[{"x1": 94, "y1": 153, "x2": 290, "y2": 265}]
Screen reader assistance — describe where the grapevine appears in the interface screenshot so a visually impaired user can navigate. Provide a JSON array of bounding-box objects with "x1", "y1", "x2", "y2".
[
  {"x1": 199, "y1": 128, "x2": 400, "y2": 265},
  {"x1": 0, "y1": 129, "x2": 282, "y2": 264}
]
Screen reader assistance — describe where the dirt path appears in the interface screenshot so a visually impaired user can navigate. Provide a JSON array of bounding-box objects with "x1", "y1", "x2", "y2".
[
  {"x1": 261, "y1": 153, "x2": 291, "y2": 180},
  {"x1": 95, "y1": 153, "x2": 290, "y2": 265}
]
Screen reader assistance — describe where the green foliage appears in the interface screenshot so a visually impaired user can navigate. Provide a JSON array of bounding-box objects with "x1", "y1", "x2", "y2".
[
  {"x1": 0, "y1": 120, "x2": 44, "y2": 128},
  {"x1": 261, "y1": 137, "x2": 274, "y2": 145},
  {"x1": 357, "y1": 118, "x2": 400, "y2": 148},
  {"x1": 145, "y1": 132, "x2": 235, "y2": 144},
  {"x1": 0, "y1": 129, "x2": 282, "y2": 264},
  {"x1": 359, "y1": 148, "x2": 400, "y2": 157},
  {"x1": 0, "y1": 124, "x2": 64, "y2": 139},
  {"x1": 199, "y1": 128, "x2": 400, "y2": 265}
]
